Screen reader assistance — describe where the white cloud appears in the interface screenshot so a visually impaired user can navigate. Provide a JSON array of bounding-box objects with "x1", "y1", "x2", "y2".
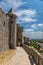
[
  {"x1": 38, "y1": 24, "x2": 43, "y2": 27},
  {"x1": 23, "y1": 30, "x2": 43, "y2": 39},
  {"x1": 0, "y1": 0, "x2": 26, "y2": 10},
  {"x1": 20, "y1": 17, "x2": 37, "y2": 22},
  {"x1": 23, "y1": 29, "x2": 34, "y2": 32},
  {"x1": 8, "y1": 0, "x2": 26, "y2": 10},
  {"x1": 15, "y1": 9, "x2": 37, "y2": 23},
  {"x1": 31, "y1": 24, "x2": 37, "y2": 29},
  {"x1": 0, "y1": 1, "x2": 7, "y2": 10},
  {"x1": 31, "y1": 23, "x2": 43, "y2": 29},
  {"x1": 16, "y1": 9, "x2": 36, "y2": 17}
]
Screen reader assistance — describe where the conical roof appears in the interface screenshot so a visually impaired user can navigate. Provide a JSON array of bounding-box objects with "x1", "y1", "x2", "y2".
[
  {"x1": 8, "y1": 8, "x2": 17, "y2": 18},
  {"x1": 8, "y1": 8, "x2": 15, "y2": 14}
]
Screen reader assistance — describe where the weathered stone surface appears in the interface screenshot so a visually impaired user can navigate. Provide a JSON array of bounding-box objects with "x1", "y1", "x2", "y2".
[
  {"x1": 8, "y1": 8, "x2": 17, "y2": 49},
  {"x1": 0, "y1": 8, "x2": 17, "y2": 53},
  {"x1": 0, "y1": 9, "x2": 9, "y2": 53},
  {"x1": 17, "y1": 24, "x2": 23, "y2": 46}
]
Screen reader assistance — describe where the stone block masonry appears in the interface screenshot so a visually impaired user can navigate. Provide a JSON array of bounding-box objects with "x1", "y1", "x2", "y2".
[
  {"x1": 0, "y1": 8, "x2": 17, "y2": 53},
  {"x1": 0, "y1": 9, "x2": 10, "y2": 53}
]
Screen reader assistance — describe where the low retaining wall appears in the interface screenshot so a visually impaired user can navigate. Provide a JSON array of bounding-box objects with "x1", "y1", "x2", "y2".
[{"x1": 22, "y1": 44, "x2": 43, "y2": 65}]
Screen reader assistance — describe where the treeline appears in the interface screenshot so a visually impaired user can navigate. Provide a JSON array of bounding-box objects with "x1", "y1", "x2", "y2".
[
  {"x1": 30, "y1": 41, "x2": 40, "y2": 52},
  {"x1": 30, "y1": 39, "x2": 43, "y2": 43}
]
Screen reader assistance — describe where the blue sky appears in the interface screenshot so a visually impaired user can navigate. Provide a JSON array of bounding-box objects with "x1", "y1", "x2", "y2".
[{"x1": 0, "y1": 0, "x2": 43, "y2": 39}]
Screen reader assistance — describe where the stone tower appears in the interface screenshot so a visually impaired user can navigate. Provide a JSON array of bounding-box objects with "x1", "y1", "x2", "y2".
[
  {"x1": 17, "y1": 24, "x2": 23, "y2": 46},
  {"x1": 8, "y1": 8, "x2": 17, "y2": 49}
]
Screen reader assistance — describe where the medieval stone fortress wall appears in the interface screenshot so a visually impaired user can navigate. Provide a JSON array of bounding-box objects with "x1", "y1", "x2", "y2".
[
  {"x1": 0, "y1": 8, "x2": 9, "y2": 53},
  {"x1": 0, "y1": 8, "x2": 23, "y2": 54},
  {"x1": 0, "y1": 8, "x2": 17, "y2": 53}
]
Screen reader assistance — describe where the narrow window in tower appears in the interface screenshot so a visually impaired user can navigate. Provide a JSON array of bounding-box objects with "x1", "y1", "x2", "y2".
[
  {"x1": 3, "y1": 22, "x2": 5, "y2": 26},
  {"x1": 11, "y1": 21, "x2": 13, "y2": 23}
]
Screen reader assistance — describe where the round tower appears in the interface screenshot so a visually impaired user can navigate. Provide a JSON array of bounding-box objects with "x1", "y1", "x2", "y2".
[{"x1": 8, "y1": 8, "x2": 17, "y2": 49}]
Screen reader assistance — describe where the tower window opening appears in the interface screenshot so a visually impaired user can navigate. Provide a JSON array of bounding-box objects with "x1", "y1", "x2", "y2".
[
  {"x1": 11, "y1": 21, "x2": 13, "y2": 23},
  {"x1": 3, "y1": 22, "x2": 5, "y2": 26}
]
